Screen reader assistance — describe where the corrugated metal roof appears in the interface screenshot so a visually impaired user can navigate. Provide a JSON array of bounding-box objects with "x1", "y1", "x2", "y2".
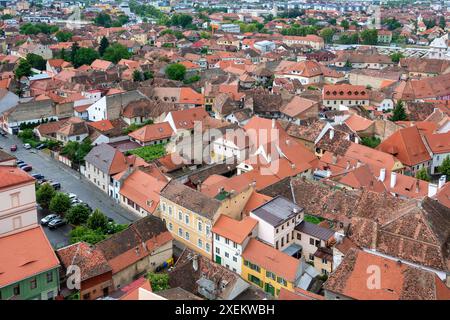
[
  {"x1": 251, "y1": 195, "x2": 303, "y2": 227},
  {"x1": 295, "y1": 221, "x2": 335, "y2": 241}
]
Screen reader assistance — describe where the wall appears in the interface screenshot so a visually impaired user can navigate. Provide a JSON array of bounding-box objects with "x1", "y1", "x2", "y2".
[{"x1": 84, "y1": 161, "x2": 109, "y2": 193}]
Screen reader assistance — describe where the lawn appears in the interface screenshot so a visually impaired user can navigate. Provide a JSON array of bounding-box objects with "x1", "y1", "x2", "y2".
[
  {"x1": 304, "y1": 214, "x2": 324, "y2": 225},
  {"x1": 128, "y1": 144, "x2": 167, "y2": 162}
]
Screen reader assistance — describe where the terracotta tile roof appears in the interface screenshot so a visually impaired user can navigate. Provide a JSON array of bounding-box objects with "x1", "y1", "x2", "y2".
[
  {"x1": 88, "y1": 120, "x2": 115, "y2": 132},
  {"x1": 424, "y1": 132, "x2": 450, "y2": 154},
  {"x1": 323, "y1": 84, "x2": 368, "y2": 100},
  {"x1": 91, "y1": 59, "x2": 113, "y2": 71},
  {"x1": 278, "y1": 287, "x2": 324, "y2": 300},
  {"x1": 169, "y1": 107, "x2": 209, "y2": 131},
  {"x1": 0, "y1": 226, "x2": 60, "y2": 288},
  {"x1": 344, "y1": 114, "x2": 374, "y2": 132},
  {"x1": 128, "y1": 122, "x2": 174, "y2": 143},
  {"x1": 212, "y1": 215, "x2": 258, "y2": 244},
  {"x1": 119, "y1": 168, "x2": 169, "y2": 214},
  {"x1": 119, "y1": 277, "x2": 152, "y2": 300},
  {"x1": 242, "y1": 239, "x2": 300, "y2": 282},
  {"x1": 436, "y1": 182, "x2": 450, "y2": 209},
  {"x1": 243, "y1": 191, "x2": 273, "y2": 216},
  {"x1": 280, "y1": 96, "x2": 318, "y2": 118},
  {"x1": 377, "y1": 126, "x2": 431, "y2": 166},
  {"x1": 0, "y1": 166, "x2": 34, "y2": 190},
  {"x1": 324, "y1": 249, "x2": 449, "y2": 300},
  {"x1": 57, "y1": 242, "x2": 111, "y2": 282}
]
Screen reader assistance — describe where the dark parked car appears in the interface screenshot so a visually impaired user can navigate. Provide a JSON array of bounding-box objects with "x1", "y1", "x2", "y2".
[
  {"x1": 21, "y1": 165, "x2": 32, "y2": 172},
  {"x1": 31, "y1": 173, "x2": 44, "y2": 180},
  {"x1": 16, "y1": 160, "x2": 25, "y2": 166},
  {"x1": 36, "y1": 143, "x2": 46, "y2": 150},
  {"x1": 48, "y1": 217, "x2": 66, "y2": 230},
  {"x1": 40, "y1": 214, "x2": 59, "y2": 226},
  {"x1": 37, "y1": 178, "x2": 48, "y2": 185},
  {"x1": 50, "y1": 182, "x2": 61, "y2": 190},
  {"x1": 10, "y1": 144, "x2": 17, "y2": 152},
  {"x1": 18, "y1": 163, "x2": 28, "y2": 169}
]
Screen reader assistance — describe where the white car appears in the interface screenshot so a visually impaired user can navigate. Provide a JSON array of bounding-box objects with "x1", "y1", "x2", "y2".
[
  {"x1": 23, "y1": 143, "x2": 31, "y2": 150},
  {"x1": 66, "y1": 193, "x2": 77, "y2": 200}
]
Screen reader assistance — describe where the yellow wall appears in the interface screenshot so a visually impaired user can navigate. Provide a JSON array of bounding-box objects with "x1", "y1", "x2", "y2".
[
  {"x1": 160, "y1": 197, "x2": 213, "y2": 258},
  {"x1": 241, "y1": 260, "x2": 294, "y2": 297}
]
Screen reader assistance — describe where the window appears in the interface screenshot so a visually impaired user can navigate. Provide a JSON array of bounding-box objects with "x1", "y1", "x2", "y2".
[
  {"x1": 216, "y1": 247, "x2": 220, "y2": 254},
  {"x1": 198, "y1": 238, "x2": 203, "y2": 248},
  {"x1": 206, "y1": 243, "x2": 210, "y2": 252},
  {"x1": 168, "y1": 223, "x2": 173, "y2": 231},
  {"x1": 266, "y1": 271, "x2": 276, "y2": 281},
  {"x1": 322, "y1": 258, "x2": 327, "y2": 264},
  {"x1": 198, "y1": 221, "x2": 203, "y2": 232},
  {"x1": 277, "y1": 277, "x2": 287, "y2": 286},
  {"x1": 178, "y1": 211, "x2": 182, "y2": 220},
  {"x1": 310, "y1": 238, "x2": 315, "y2": 245},
  {"x1": 185, "y1": 214, "x2": 189, "y2": 225},
  {"x1": 168, "y1": 206, "x2": 172, "y2": 216},
  {"x1": 233, "y1": 256, "x2": 237, "y2": 262},
  {"x1": 309, "y1": 254, "x2": 314, "y2": 261},
  {"x1": 13, "y1": 285, "x2": 20, "y2": 296},
  {"x1": 30, "y1": 278, "x2": 37, "y2": 290},
  {"x1": 225, "y1": 239, "x2": 230, "y2": 245},
  {"x1": 178, "y1": 228, "x2": 183, "y2": 237},
  {"x1": 322, "y1": 269, "x2": 328, "y2": 275},
  {"x1": 215, "y1": 234, "x2": 220, "y2": 241},
  {"x1": 206, "y1": 225, "x2": 210, "y2": 236},
  {"x1": 233, "y1": 242, "x2": 237, "y2": 249},
  {"x1": 297, "y1": 233, "x2": 301, "y2": 240},
  {"x1": 225, "y1": 252, "x2": 229, "y2": 258},
  {"x1": 315, "y1": 240, "x2": 320, "y2": 247},
  {"x1": 162, "y1": 203, "x2": 166, "y2": 212},
  {"x1": 46, "y1": 271, "x2": 53, "y2": 283}
]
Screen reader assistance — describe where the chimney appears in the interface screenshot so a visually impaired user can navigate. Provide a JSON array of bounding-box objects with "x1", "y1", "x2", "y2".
[
  {"x1": 332, "y1": 154, "x2": 337, "y2": 165},
  {"x1": 346, "y1": 161, "x2": 350, "y2": 170},
  {"x1": 379, "y1": 168, "x2": 386, "y2": 182},
  {"x1": 415, "y1": 179, "x2": 420, "y2": 193},
  {"x1": 329, "y1": 129, "x2": 334, "y2": 140},
  {"x1": 428, "y1": 183, "x2": 438, "y2": 197},
  {"x1": 438, "y1": 175, "x2": 446, "y2": 189},
  {"x1": 390, "y1": 172, "x2": 397, "y2": 188},
  {"x1": 271, "y1": 118, "x2": 275, "y2": 129},
  {"x1": 356, "y1": 160, "x2": 362, "y2": 168}
]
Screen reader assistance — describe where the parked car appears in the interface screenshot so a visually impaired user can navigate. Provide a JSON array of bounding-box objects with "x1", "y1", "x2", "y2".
[
  {"x1": 37, "y1": 178, "x2": 48, "y2": 185},
  {"x1": 79, "y1": 202, "x2": 92, "y2": 211},
  {"x1": 40, "y1": 214, "x2": 59, "y2": 226},
  {"x1": 50, "y1": 182, "x2": 61, "y2": 190},
  {"x1": 16, "y1": 160, "x2": 25, "y2": 166},
  {"x1": 21, "y1": 165, "x2": 32, "y2": 172},
  {"x1": 36, "y1": 143, "x2": 46, "y2": 150},
  {"x1": 48, "y1": 217, "x2": 66, "y2": 230},
  {"x1": 18, "y1": 163, "x2": 28, "y2": 169},
  {"x1": 10, "y1": 144, "x2": 17, "y2": 152},
  {"x1": 66, "y1": 193, "x2": 77, "y2": 200},
  {"x1": 71, "y1": 198, "x2": 82, "y2": 205},
  {"x1": 31, "y1": 173, "x2": 44, "y2": 180},
  {"x1": 23, "y1": 143, "x2": 31, "y2": 150},
  {"x1": 0, "y1": 131, "x2": 6, "y2": 137}
]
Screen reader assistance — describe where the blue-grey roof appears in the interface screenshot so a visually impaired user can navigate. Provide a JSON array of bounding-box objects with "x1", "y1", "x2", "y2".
[
  {"x1": 251, "y1": 196, "x2": 303, "y2": 227},
  {"x1": 295, "y1": 221, "x2": 335, "y2": 241}
]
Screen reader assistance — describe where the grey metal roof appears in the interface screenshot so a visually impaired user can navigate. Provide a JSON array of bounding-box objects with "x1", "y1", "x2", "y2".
[
  {"x1": 295, "y1": 221, "x2": 335, "y2": 241},
  {"x1": 251, "y1": 196, "x2": 303, "y2": 227},
  {"x1": 84, "y1": 143, "x2": 118, "y2": 174}
]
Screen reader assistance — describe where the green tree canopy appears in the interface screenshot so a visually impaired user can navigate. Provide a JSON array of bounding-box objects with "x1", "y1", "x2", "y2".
[
  {"x1": 165, "y1": 63, "x2": 186, "y2": 81},
  {"x1": 26, "y1": 53, "x2": 46, "y2": 70},
  {"x1": 49, "y1": 193, "x2": 72, "y2": 215},
  {"x1": 99, "y1": 36, "x2": 110, "y2": 57},
  {"x1": 340, "y1": 20, "x2": 350, "y2": 30},
  {"x1": 320, "y1": 28, "x2": 335, "y2": 43},
  {"x1": 390, "y1": 52, "x2": 405, "y2": 63},
  {"x1": 94, "y1": 12, "x2": 112, "y2": 27},
  {"x1": 73, "y1": 47, "x2": 100, "y2": 68},
  {"x1": 36, "y1": 183, "x2": 56, "y2": 209},
  {"x1": 360, "y1": 29, "x2": 378, "y2": 45},
  {"x1": 55, "y1": 30, "x2": 73, "y2": 42},
  {"x1": 69, "y1": 226, "x2": 106, "y2": 245},
  {"x1": 103, "y1": 43, "x2": 131, "y2": 64},
  {"x1": 146, "y1": 273, "x2": 170, "y2": 292},
  {"x1": 87, "y1": 209, "x2": 109, "y2": 232},
  {"x1": 14, "y1": 59, "x2": 32, "y2": 79},
  {"x1": 416, "y1": 168, "x2": 430, "y2": 182},
  {"x1": 66, "y1": 204, "x2": 91, "y2": 225},
  {"x1": 439, "y1": 156, "x2": 450, "y2": 177},
  {"x1": 389, "y1": 100, "x2": 407, "y2": 121}
]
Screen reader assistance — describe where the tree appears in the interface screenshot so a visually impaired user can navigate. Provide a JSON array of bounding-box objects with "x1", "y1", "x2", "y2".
[
  {"x1": 360, "y1": 29, "x2": 378, "y2": 45},
  {"x1": 49, "y1": 193, "x2": 72, "y2": 215},
  {"x1": 103, "y1": 43, "x2": 131, "y2": 64},
  {"x1": 133, "y1": 70, "x2": 144, "y2": 82},
  {"x1": 14, "y1": 59, "x2": 32, "y2": 79},
  {"x1": 87, "y1": 209, "x2": 109, "y2": 232},
  {"x1": 165, "y1": 63, "x2": 186, "y2": 81},
  {"x1": 66, "y1": 204, "x2": 91, "y2": 225},
  {"x1": 439, "y1": 16, "x2": 446, "y2": 30},
  {"x1": 73, "y1": 47, "x2": 100, "y2": 67},
  {"x1": 26, "y1": 53, "x2": 46, "y2": 70},
  {"x1": 36, "y1": 183, "x2": 56, "y2": 209},
  {"x1": 416, "y1": 168, "x2": 430, "y2": 182},
  {"x1": 94, "y1": 12, "x2": 112, "y2": 27},
  {"x1": 146, "y1": 273, "x2": 170, "y2": 292},
  {"x1": 390, "y1": 52, "x2": 404, "y2": 63},
  {"x1": 70, "y1": 42, "x2": 80, "y2": 65},
  {"x1": 98, "y1": 36, "x2": 109, "y2": 57},
  {"x1": 389, "y1": 100, "x2": 407, "y2": 121},
  {"x1": 439, "y1": 156, "x2": 450, "y2": 177},
  {"x1": 361, "y1": 136, "x2": 381, "y2": 148},
  {"x1": 320, "y1": 28, "x2": 335, "y2": 43},
  {"x1": 56, "y1": 30, "x2": 73, "y2": 42},
  {"x1": 340, "y1": 20, "x2": 350, "y2": 30},
  {"x1": 143, "y1": 70, "x2": 153, "y2": 80},
  {"x1": 69, "y1": 226, "x2": 106, "y2": 245}
]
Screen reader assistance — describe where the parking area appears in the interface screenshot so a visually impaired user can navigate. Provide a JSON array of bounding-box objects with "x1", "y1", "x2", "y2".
[{"x1": 1, "y1": 134, "x2": 140, "y2": 247}]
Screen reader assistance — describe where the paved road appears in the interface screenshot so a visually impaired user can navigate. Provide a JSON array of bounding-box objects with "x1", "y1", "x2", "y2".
[{"x1": 0, "y1": 135, "x2": 140, "y2": 245}]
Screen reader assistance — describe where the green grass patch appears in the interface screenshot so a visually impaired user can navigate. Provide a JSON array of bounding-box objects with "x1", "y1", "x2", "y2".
[
  {"x1": 304, "y1": 214, "x2": 324, "y2": 225},
  {"x1": 128, "y1": 143, "x2": 167, "y2": 162}
]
